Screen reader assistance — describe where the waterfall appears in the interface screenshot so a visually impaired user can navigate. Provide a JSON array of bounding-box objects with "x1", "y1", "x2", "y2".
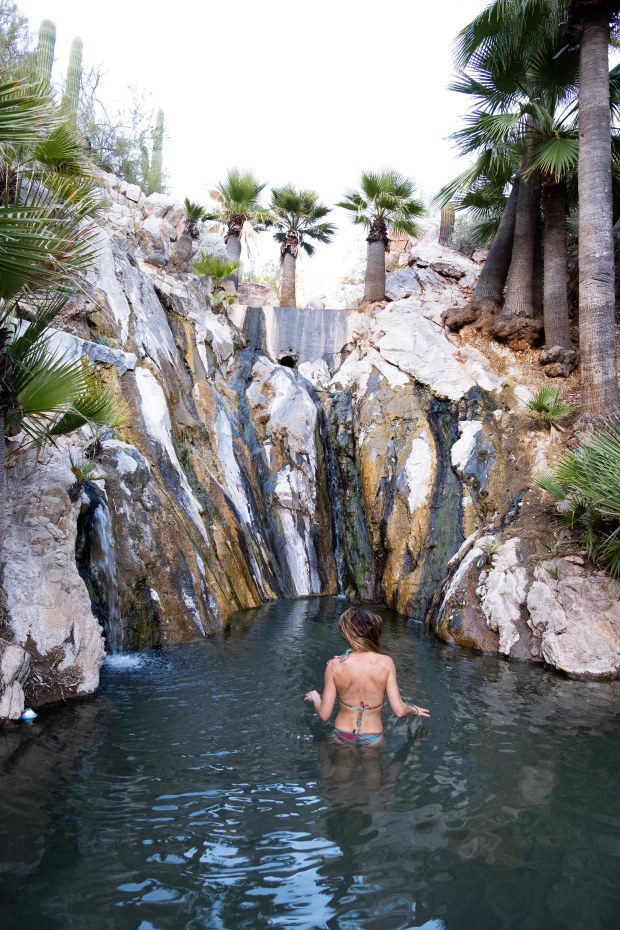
[
  {"x1": 90, "y1": 500, "x2": 122, "y2": 653},
  {"x1": 76, "y1": 486, "x2": 123, "y2": 654}
]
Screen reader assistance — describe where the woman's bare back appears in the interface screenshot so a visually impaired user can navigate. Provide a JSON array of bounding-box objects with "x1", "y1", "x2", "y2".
[{"x1": 330, "y1": 651, "x2": 391, "y2": 734}]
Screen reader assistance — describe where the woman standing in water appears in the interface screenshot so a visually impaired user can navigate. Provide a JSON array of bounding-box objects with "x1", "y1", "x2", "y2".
[{"x1": 304, "y1": 607, "x2": 430, "y2": 745}]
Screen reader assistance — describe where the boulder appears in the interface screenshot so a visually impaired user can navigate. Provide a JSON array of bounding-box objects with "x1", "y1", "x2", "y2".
[
  {"x1": 124, "y1": 183, "x2": 141, "y2": 203},
  {"x1": 237, "y1": 281, "x2": 279, "y2": 307},
  {"x1": 430, "y1": 260, "x2": 466, "y2": 280},
  {"x1": 0, "y1": 442, "x2": 105, "y2": 721},
  {"x1": 385, "y1": 268, "x2": 421, "y2": 301},
  {"x1": 144, "y1": 251, "x2": 168, "y2": 268},
  {"x1": 141, "y1": 192, "x2": 174, "y2": 218},
  {"x1": 137, "y1": 215, "x2": 176, "y2": 257},
  {"x1": 196, "y1": 231, "x2": 227, "y2": 261},
  {"x1": 489, "y1": 317, "x2": 544, "y2": 350},
  {"x1": 527, "y1": 560, "x2": 620, "y2": 679},
  {"x1": 540, "y1": 345, "x2": 579, "y2": 378}
]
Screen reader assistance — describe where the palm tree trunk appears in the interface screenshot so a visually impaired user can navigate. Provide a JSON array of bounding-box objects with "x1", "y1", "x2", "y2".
[
  {"x1": 365, "y1": 216, "x2": 388, "y2": 302},
  {"x1": 576, "y1": 6, "x2": 620, "y2": 412},
  {"x1": 542, "y1": 180, "x2": 571, "y2": 349},
  {"x1": 504, "y1": 120, "x2": 539, "y2": 319},
  {"x1": 225, "y1": 232, "x2": 242, "y2": 289},
  {"x1": 532, "y1": 191, "x2": 544, "y2": 318},
  {"x1": 280, "y1": 252, "x2": 297, "y2": 307},
  {"x1": 468, "y1": 178, "x2": 519, "y2": 315}
]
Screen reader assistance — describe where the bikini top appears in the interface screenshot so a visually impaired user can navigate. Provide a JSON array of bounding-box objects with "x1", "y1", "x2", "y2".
[{"x1": 336, "y1": 648, "x2": 384, "y2": 733}]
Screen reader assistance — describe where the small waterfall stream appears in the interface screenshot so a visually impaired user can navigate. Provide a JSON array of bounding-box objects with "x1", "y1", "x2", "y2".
[
  {"x1": 76, "y1": 485, "x2": 123, "y2": 654},
  {"x1": 90, "y1": 500, "x2": 122, "y2": 653}
]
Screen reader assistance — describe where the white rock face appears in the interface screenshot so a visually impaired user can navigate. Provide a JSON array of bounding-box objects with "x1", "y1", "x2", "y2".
[
  {"x1": 0, "y1": 443, "x2": 105, "y2": 720},
  {"x1": 451, "y1": 421, "x2": 484, "y2": 477},
  {"x1": 404, "y1": 430, "x2": 434, "y2": 514},
  {"x1": 480, "y1": 539, "x2": 529, "y2": 656},
  {"x1": 135, "y1": 366, "x2": 205, "y2": 537},
  {"x1": 375, "y1": 300, "x2": 501, "y2": 400},
  {"x1": 527, "y1": 561, "x2": 620, "y2": 678},
  {"x1": 385, "y1": 268, "x2": 422, "y2": 301},
  {"x1": 247, "y1": 358, "x2": 322, "y2": 596}
]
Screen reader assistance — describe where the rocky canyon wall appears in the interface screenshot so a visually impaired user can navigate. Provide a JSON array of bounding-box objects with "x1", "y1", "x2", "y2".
[{"x1": 1, "y1": 174, "x2": 618, "y2": 721}]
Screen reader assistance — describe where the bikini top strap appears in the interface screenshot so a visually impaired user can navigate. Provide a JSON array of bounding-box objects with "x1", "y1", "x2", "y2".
[{"x1": 339, "y1": 698, "x2": 384, "y2": 711}]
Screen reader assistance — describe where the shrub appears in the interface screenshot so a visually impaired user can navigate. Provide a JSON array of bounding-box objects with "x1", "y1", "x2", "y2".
[
  {"x1": 526, "y1": 386, "x2": 572, "y2": 427},
  {"x1": 536, "y1": 418, "x2": 620, "y2": 577}
]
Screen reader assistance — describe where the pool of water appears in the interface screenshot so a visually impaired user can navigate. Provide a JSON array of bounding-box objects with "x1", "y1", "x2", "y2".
[{"x1": 1, "y1": 598, "x2": 619, "y2": 930}]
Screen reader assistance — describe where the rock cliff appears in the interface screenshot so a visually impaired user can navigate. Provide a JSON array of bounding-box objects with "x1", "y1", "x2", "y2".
[{"x1": 1, "y1": 174, "x2": 619, "y2": 720}]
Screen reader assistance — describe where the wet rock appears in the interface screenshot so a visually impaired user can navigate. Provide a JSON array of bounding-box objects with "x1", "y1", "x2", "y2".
[
  {"x1": 451, "y1": 420, "x2": 494, "y2": 490},
  {"x1": 489, "y1": 317, "x2": 544, "y2": 350}
]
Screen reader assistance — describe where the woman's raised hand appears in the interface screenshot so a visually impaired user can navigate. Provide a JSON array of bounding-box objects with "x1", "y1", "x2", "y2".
[
  {"x1": 304, "y1": 690, "x2": 320, "y2": 705},
  {"x1": 410, "y1": 704, "x2": 430, "y2": 718}
]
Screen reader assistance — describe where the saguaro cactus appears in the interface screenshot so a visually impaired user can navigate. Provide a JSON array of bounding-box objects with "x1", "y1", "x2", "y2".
[
  {"x1": 150, "y1": 109, "x2": 164, "y2": 192},
  {"x1": 439, "y1": 202, "x2": 455, "y2": 245},
  {"x1": 36, "y1": 20, "x2": 56, "y2": 86},
  {"x1": 62, "y1": 37, "x2": 83, "y2": 119}
]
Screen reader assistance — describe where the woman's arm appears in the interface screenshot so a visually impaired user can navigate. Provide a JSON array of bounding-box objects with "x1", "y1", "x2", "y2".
[
  {"x1": 304, "y1": 660, "x2": 338, "y2": 721},
  {"x1": 385, "y1": 658, "x2": 430, "y2": 718}
]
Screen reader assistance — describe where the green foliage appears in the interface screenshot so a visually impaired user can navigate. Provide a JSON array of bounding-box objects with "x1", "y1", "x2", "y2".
[
  {"x1": 69, "y1": 451, "x2": 103, "y2": 485},
  {"x1": 526, "y1": 386, "x2": 573, "y2": 426},
  {"x1": 62, "y1": 36, "x2": 82, "y2": 120},
  {"x1": 206, "y1": 168, "x2": 269, "y2": 230},
  {"x1": 0, "y1": 73, "x2": 118, "y2": 457},
  {"x1": 536, "y1": 419, "x2": 620, "y2": 577},
  {"x1": 338, "y1": 170, "x2": 425, "y2": 239},
  {"x1": 438, "y1": 0, "x2": 583, "y2": 233},
  {"x1": 269, "y1": 185, "x2": 335, "y2": 258},
  {"x1": 0, "y1": 2, "x2": 31, "y2": 71},
  {"x1": 184, "y1": 198, "x2": 206, "y2": 223},
  {"x1": 182, "y1": 197, "x2": 206, "y2": 239},
  {"x1": 140, "y1": 108, "x2": 164, "y2": 195},
  {"x1": 35, "y1": 18, "x2": 55, "y2": 86},
  {"x1": 50, "y1": 366, "x2": 127, "y2": 437},
  {"x1": 192, "y1": 252, "x2": 239, "y2": 283},
  {"x1": 150, "y1": 108, "x2": 163, "y2": 192}
]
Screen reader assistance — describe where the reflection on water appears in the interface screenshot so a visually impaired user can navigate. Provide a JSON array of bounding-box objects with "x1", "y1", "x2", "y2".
[{"x1": 0, "y1": 597, "x2": 619, "y2": 930}]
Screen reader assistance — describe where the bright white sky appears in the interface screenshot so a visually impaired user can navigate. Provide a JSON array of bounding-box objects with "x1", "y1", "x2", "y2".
[{"x1": 17, "y1": 0, "x2": 485, "y2": 300}]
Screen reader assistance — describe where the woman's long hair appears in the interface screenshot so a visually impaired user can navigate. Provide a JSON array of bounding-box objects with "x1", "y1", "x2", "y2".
[{"x1": 338, "y1": 607, "x2": 383, "y2": 653}]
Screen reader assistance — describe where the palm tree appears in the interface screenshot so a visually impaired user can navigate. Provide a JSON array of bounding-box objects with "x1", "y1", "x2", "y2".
[
  {"x1": 568, "y1": 0, "x2": 620, "y2": 412},
  {"x1": 338, "y1": 171, "x2": 425, "y2": 302},
  {"x1": 0, "y1": 76, "x2": 122, "y2": 543},
  {"x1": 451, "y1": 1, "x2": 580, "y2": 322},
  {"x1": 205, "y1": 168, "x2": 268, "y2": 287},
  {"x1": 436, "y1": 144, "x2": 520, "y2": 317},
  {"x1": 268, "y1": 186, "x2": 335, "y2": 308},
  {"x1": 192, "y1": 252, "x2": 239, "y2": 311}
]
